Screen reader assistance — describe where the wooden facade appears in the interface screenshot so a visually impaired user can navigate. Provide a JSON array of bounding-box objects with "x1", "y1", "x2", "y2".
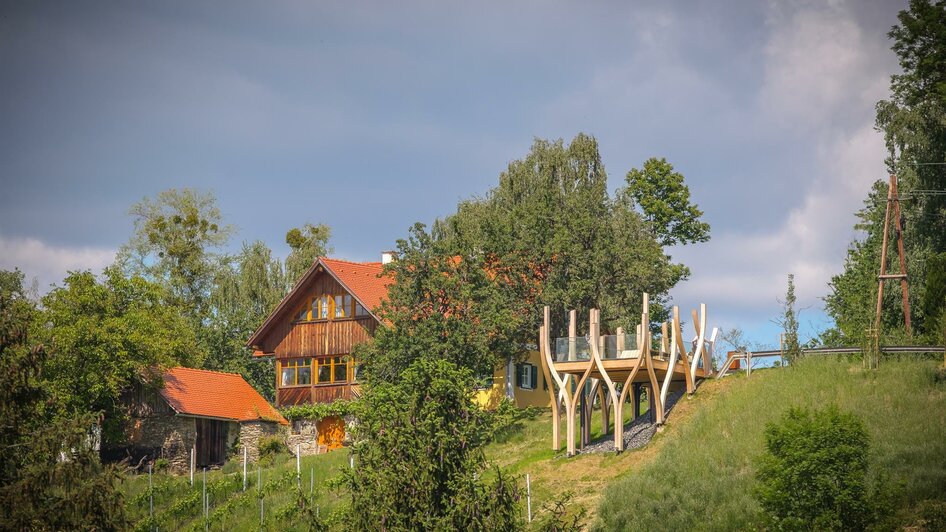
[{"x1": 249, "y1": 259, "x2": 386, "y2": 408}]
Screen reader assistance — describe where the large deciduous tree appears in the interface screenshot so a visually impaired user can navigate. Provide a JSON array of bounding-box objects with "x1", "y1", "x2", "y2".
[
  {"x1": 444, "y1": 134, "x2": 707, "y2": 339},
  {"x1": 119, "y1": 188, "x2": 234, "y2": 324},
  {"x1": 0, "y1": 269, "x2": 129, "y2": 530},
  {"x1": 35, "y1": 268, "x2": 196, "y2": 444}
]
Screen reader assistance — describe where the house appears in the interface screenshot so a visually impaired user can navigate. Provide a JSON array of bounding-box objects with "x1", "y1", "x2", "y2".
[
  {"x1": 119, "y1": 367, "x2": 288, "y2": 472},
  {"x1": 247, "y1": 255, "x2": 550, "y2": 448},
  {"x1": 474, "y1": 349, "x2": 550, "y2": 409}
]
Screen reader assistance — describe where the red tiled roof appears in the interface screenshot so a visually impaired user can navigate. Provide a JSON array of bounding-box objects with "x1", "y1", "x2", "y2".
[
  {"x1": 160, "y1": 367, "x2": 288, "y2": 425},
  {"x1": 320, "y1": 257, "x2": 393, "y2": 316}
]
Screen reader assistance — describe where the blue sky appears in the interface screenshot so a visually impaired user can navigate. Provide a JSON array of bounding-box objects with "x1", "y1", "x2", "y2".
[{"x1": 0, "y1": 0, "x2": 904, "y2": 348}]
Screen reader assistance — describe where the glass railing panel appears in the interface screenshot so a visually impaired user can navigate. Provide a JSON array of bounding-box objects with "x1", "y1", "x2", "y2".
[{"x1": 553, "y1": 337, "x2": 590, "y2": 362}]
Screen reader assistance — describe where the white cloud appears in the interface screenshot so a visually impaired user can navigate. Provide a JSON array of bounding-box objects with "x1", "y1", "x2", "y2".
[
  {"x1": 671, "y1": 0, "x2": 892, "y2": 337},
  {"x1": 0, "y1": 234, "x2": 115, "y2": 292}
]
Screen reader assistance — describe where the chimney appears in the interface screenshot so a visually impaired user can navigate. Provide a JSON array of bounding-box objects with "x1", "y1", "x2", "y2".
[{"x1": 381, "y1": 251, "x2": 396, "y2": 264}]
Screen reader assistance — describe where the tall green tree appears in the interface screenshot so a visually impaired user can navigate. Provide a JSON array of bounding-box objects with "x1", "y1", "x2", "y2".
[
  {"x1": 623, "y1": 157, "x2": 711, "y2": 247},
  {"x1": 445, "y1": 134, "x2": 707, "y2": 338},
  {"x1": 782, "y1": 274, "x2": 801, "y2": 364},
  {"x1": 285, "y1": 223, "x2": 333, "y2": 285},
  {"x1": 359, "y1": 223, "x2": 524, "y2": 383},
  {"x1": 119, "y1": 188, "x2": 233, "y2": 323},
  {"x1": 0, "y1": 269, "x2": 129, "y2": 530},
  {"x1": 35, "y1": 268, "x2": 197, "y2": 444},
  {"x1": 204, "y1": 241, "x2": 289, "y2": 399},
  {"x1": 826, "y1": 0, "x2": 946, "y2": 343},
  {"x1": 343, "y1": 358, "x2": 521, "y2": 531}
]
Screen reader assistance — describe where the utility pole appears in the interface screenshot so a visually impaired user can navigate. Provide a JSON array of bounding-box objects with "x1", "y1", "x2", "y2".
[{"x1": 874, "y1": 174, "x2": 912, "y2": 338}]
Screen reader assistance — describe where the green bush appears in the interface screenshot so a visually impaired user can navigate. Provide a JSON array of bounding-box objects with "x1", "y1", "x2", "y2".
[
  {"x1": 258, "y1": 435, "x2": 285, "y2": 466},
  {"x1": 755, "y1": 405, "x2": 871, "y2": 531},
  {"x1": 152, "y1": 458, "x2": 169, "y2": 472}
]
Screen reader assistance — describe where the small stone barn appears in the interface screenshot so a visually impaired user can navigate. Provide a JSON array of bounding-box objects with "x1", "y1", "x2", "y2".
[{"x1": 122, "y1": 367, "x2": 288, "y2": 472}]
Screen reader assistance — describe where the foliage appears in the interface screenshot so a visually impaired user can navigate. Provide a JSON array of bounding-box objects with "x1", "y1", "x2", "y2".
[
  {"x1": 826, "y1": 0, "x2": 946, "y2": 342},
  {"x1": 442, "y1": 134, "x2": 707, "y2": 344},
  {"x1": 623, "y1": 157, "x2": 711, "y2": 247},
  {"x1": 203, "y1": 240, "x2": 289, "y2": 399},
  {"x1": 285, "y1": 223, "x2": 333, "y2": 285},
  {"x1": 534, "y1": 492, "x2": 587, "y2": 532},
  {"x1": 35, "y1": 267, "x2": 197, "y2": 444},
  {"x1": 281, "y1": 398, "x2": 359, "y2": 421},
  {"x1": 781, "y1": 274, "x2": 801, "y2": 364},
  {"x1": 755, "y1": 406, "x2": 871, "y2": 531},
  {"x1": 258, "y1": 435, "x2": 286, "y2": 465},
  {"x1": 342, "y1": 358, "x2": 522, "y2": 530},
  {"x1": 119, "y1": 188, "x2": 234, "y2": 323},
  {"x1": 923, "y1": 252, "x2": 946, "y2": 329},
  {"x1": 0, "y1": 269, "x2": 129, "y2": 530},
  {"x1": 360, "y1": 223, "x2": 526, "y2": 382}
]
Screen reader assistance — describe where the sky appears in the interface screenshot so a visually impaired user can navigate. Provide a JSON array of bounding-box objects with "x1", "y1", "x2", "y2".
[{"x1": 0, "y1": 0, "x2": 905, "y2": 349}]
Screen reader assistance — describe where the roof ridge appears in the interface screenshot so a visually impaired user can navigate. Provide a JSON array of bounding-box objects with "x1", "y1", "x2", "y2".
[
  {"x1": 321, "y1": 257, "x2": 383, "y2": 267},
  {"x1": 169, "y1": 366, "x2": 243, "y2": 377}
]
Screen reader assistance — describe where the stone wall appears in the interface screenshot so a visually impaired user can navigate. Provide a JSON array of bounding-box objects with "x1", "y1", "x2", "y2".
[
  {"x1": 122, "y1": 412, "x2": 196, "y2": 473},
  {"x1": 286, "y1": 419, "x2": 321, "y2": 456},
  {"x1": 239, "y1": 420, "x2": 287, "y2": 462}
]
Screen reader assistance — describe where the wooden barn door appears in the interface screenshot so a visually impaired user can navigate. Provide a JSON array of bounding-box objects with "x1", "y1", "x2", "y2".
[
  {"x1": 317, "y1": 416, "x2": 345, "y2": 450},
  {"x1": 195, "y1": 418, "x2": 228, "y2": 466}
]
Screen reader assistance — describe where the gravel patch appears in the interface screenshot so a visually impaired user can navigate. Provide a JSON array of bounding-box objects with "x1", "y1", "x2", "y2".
[{"x1": 577, "y1": 391, "x2": 684, "y2": 454}]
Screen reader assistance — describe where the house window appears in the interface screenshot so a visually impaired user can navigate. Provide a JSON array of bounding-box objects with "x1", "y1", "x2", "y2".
[
  {"x1": 280, "y1": 358, "x2": 312, "y2": 386},
  {"x1": 296, "y1": 293, "x2": 371, "y2": 321},
  {"x1": 517, "y1": 363, "x2": 537, "y2": 390},
  {"x1": 335, "y1": 294, "x2": 352, "y2": 318},
  {"x1": 316, "y1": 356, "x2": 352, "y2": 384}
]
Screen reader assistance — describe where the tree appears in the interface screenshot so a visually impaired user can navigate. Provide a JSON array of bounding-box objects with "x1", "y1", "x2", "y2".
[
  {"x1": 782, "y1": 274, "x2": 801, "y2": 364},
  {"x1": 119, "y1": 188, "x2": 233, "y2": 323},
  {"x1": 35, "y1": 268, "x2": 197, "y2": 445},
  {"x1": 826, "y1": 0, "x2": 946, "y2": 343},
  {"x1": 343, "y1": 358, "x2": 521, "y2": 531},
  {"x1": 444, "y1": 135, "x2": 706, "y2": 340},
  {"x1": 204, "y1": 241, "x2": 289, "y2": 400},
  {"x1": 755, "y1": 406, "x2": 872, "y2": 531},
  {"x1": 285, "y1": 223, "x2": 332, "y2": 285},
  {"x1": 623, "y1": 157, "x2": 711, "y2": 247},
  {"x1": 359, "y1": 223, "x2": 524, "y2": 383},
  {"x1": 0, "y1": 269, "x2": 129, "y2": 530}
]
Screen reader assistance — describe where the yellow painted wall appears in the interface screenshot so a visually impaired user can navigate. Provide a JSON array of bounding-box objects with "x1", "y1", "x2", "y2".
[{"x1": 474, "y1": 350, "x2": 551, "y2": 410}]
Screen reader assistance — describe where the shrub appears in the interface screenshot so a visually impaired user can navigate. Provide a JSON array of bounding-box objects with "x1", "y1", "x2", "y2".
[
  {"x1": 342, "y1": 358, "x2": 522, "y2": 530},
  {"x1": 755, "y1": 405, "x2": 871, "y2": 531},
  {"x1": 152, "y1": 458, "x2": 169, "y2": 472},
  {"x1": 258, "y1": 435, "x2": 285, "y2": 466}
]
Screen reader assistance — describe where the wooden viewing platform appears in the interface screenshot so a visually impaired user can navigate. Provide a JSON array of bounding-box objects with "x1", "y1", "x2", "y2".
[{"x1": 539, "y1": 293, "x2": 718, "y2": 456}]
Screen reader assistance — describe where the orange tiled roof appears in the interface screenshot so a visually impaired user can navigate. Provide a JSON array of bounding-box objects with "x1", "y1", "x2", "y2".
[
  {"x1": 320, "y1": 257, "x2": 393, "y2": 315},
  {"x1": 160, "y1": 367, "x2": 288, "y2": 425}
]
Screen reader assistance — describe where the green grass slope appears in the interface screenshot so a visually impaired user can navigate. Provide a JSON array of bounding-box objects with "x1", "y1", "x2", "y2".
[{"x1": 594, "y1": 357, "x2": 946, "y2": 531}]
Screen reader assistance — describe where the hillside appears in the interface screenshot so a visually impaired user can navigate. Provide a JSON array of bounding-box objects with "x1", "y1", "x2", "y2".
[
  {"x1": 594, "y1": 356, "x2": 946, "y2": 530},
  {"x1": 121, "y1": 356, "x2": 946, "y2": 530}
]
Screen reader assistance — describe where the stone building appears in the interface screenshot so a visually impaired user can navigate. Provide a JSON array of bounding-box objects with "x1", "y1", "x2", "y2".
[{"x1": 121, "y1": 367, "x2": 288, "y2": 472}]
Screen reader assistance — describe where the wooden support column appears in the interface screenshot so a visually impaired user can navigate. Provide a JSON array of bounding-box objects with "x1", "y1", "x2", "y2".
[{"x1": 875, "y1": 174, "x2": 912, "y2": 339}]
